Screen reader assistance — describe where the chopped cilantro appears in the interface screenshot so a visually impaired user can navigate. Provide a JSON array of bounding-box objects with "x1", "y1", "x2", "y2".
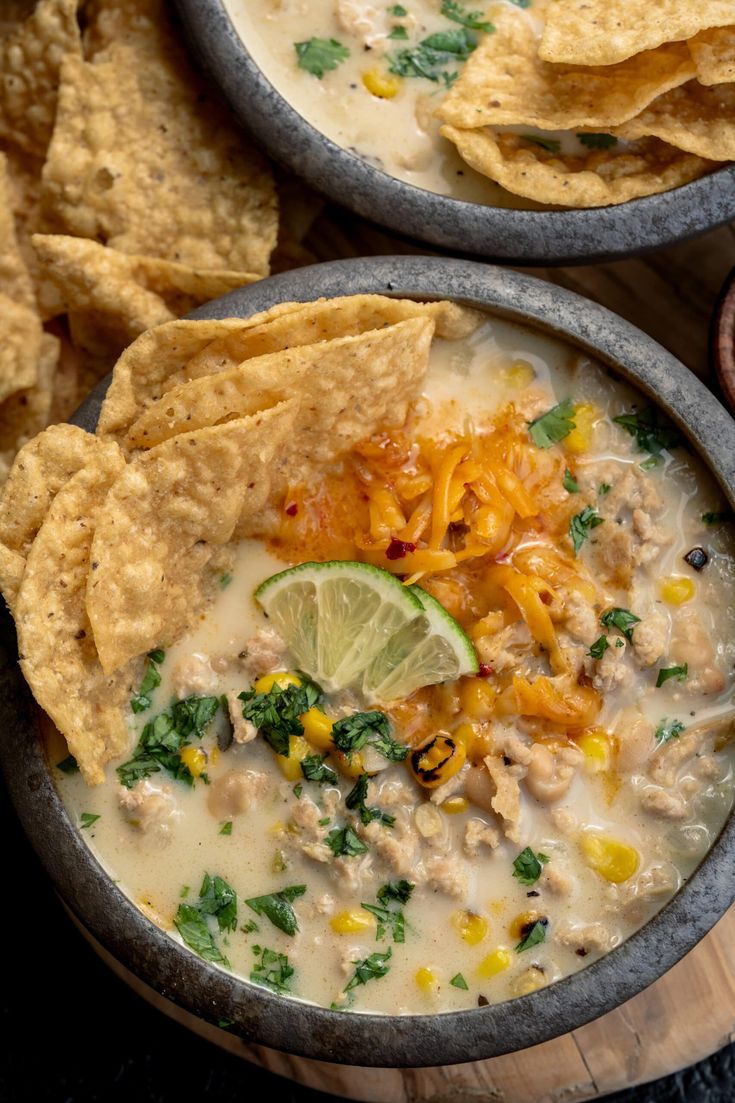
[
  {"x1": 515, "y1": 919, "x2": 547, "y2": 953},
  {"x1": 640, "y1": 455, "x2": 662, "y2": 471},
  {"x1": 512, "y1": 847, "x2": 549, "y2": 886},
  {"x1": 389, "y1": 26, "x2": 477, "y2": 84},
  {"x1": 56, "y1": 754, "x2": 79, "y2": 774},
  {"x1": 245, "y1": 885, "x2": 306, "y2": 937},
  {"x1": 272, "y1": 850, "x2": 288, "y2": 873},
  {"x1": 577, "y1": 133, "x2": 618, "y2": 149},
  {"x1": 563, "y1": 468, "x2": 579, "y2": 493},
  {"x1": 239, "y1": 678, "x2": 321, "y2": 757},
  {"x1": 450, "y1": 973, "x2": 469, "y2": 990},
  {"x1": 378, "y1": 880, "x2": 414, "y2": 906},
  {"x1": 656, "y1": 663, "x2": 688, "y2": 689},
  {"x1": 588, "y1": 635, "x2": 609, "y2": 660},
  {"x1": 80, "y1": 812, "x2": 100, "y2": 829},
  {"x1": 569, "y1": 505, "x2": 604, "y2": 554},
  {"x1": 117, "y1": 694, "x2": 220, "y2": 788},
  {"x1": 389, "y1": 25, "x2": 409, "y2": 38},
  {"x1": 327, "y1": 825, "x2": 368, "y2": 858},
  {"x1": 148, "y1": 648, "x2": 165, "y2": 664},
  {"x1": 344, "y1": 948, "x2": 392, "y2": 992},
  {"x1": 521, "y1": 134, "x2": 561, "y2": 153},
  {"x1": 655, "y1": 718, "x2": 686, "y2": 745},
  {"x1": 441, "y1": 0, "x2": 494, "y2": 32},
  {"x1": 295, "y1": 37, "x2": 350, "y2": 79},
  {"x1": 600, "y1": 607, "x2": 640, "y2": 642},
  {"x1": 331, "y1": 710, "x2": 408, "y2": 761},
  {"x1": 598, "y1": 482, "x2": 611, "y2": 496},
  {"x1": 217, "y1": 1019, "x2": 234, "y2": 1030},
  {"x1": 346, "y1": 773, "x2": 396, "y2": 827},
  {"x1": 301, "y1": 753, "x2": 338, "y2": 785},
  {"x1": 251, "y1": 946, "x2": 295, "y2": 993},
  {"x1": 175, "y1": 904, "x2": 229, "y2": 966},
  {"x1": 293, "y1": 783, "x2": 303, "y2": 799},
  {"x1": 219, "y1": 572, "x2": 233, "y2": 589},
  {"x1": 219, "y1": 821, "x2": 233, "y2": 836},
  {"x1": 528, "y1": 399, "x2": 575, "y2": 448},
  {"x1": 388, "y1": 3, "x2": 407, "y2": 13},
  {"x1": 198, "y1": 873, "x2": 237, "y2": 932},
  {"x1": 318, "y1": 816, "x2": 331, "y2": 826},
  {"x1": 702, "y1": 510, "x2": 733, "y2": 526},
  {"x1": 179, "y1": 885, "x2": 190, "y2": 899},
  {"x1": 361, "y1": 881, "x2": 414, "y2": 943},
  {"x1": 241, "y1": 919, "x2": 259, "y2": 934},
  {"x1": 130, "y1": 649, "x2": 165, "y2": 713},
  {"x1": 613, "y1": 407, "x2": 680, "y2": 458}
]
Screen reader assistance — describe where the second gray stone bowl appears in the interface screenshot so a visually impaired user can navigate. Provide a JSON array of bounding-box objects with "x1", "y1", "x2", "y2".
[
  {"x1": 173, "y1": 0, "x2": 735, "y2": 265},
  {"x1": 1, "y1": 257, "x2": 735, "y2": 1067}
]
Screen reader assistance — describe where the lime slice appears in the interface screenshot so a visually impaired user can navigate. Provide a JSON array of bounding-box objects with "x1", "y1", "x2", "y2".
[{"x1": 255, "y1": 561, "x2": 479, "y2": 701}]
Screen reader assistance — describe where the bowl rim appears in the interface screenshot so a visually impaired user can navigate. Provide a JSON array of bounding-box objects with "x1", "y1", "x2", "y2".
[
  {"x1": 2, "y1": 256, "x2": 735, "y2": 1068},
  {"x1": 172, "y1": 0, "x2": 735, "y2": 266},
  {"x1": 712, "y1": 264, "x2": 735, "y2": 417}
]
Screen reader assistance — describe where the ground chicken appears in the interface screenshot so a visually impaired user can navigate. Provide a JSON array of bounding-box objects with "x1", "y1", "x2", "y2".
[
  {"x1": 289, "y1": 796, "x2": 329, "y2": 843},
  {"x1": 640, "y1": 786, "x2": 688, "y2": 820},
  {"x1": 118, "y1": 780, "x2": 180, "y2": 839},
  {"x1": 648, "y1": 717, "x2": 733, "y2": 787},
  {"x1": 206, "y1": 769, "x2": 271, "y2": 819},
  {"x1": 592, "y1": 637, "x2": 633, "y2": 692},
  {"x1": 475, "y1": 621, "x2": 535, "y2": 673},
  {"x1": 336, "y1": 0, "x2": 392, "y2": 47},
  {"x1": 171, "y1": 652, "x2": 218, "y2": 698},
  {"x1": 226, "y1": 690, "x2": 257, "y2": 744},
  {"x1": 363, "y1": 818, "x2": 418, "y2": 875},
  {"x1": 631, "y1": 610, "x2": 668, "y2": 667},
  {"x1": 671, "y1": 612, "x2": 727, "y2": 695},
  {"x1": 540, "y1": 863, "x2": 573, "y2": 896},
  {"x1": 334, "y1": 853, "x2": 374, "y2": 892},
  {"x1": 424, "y1": 854, "x2": 469, "y2": 898},
  {"x1": 239, "y1": 625, "x2": 287, "y2": 682},
  {"x1": 463, "y1": 817, "x2": 500, "y2": 856},
  {"x1": 555, "y1": 921, "x2": 615, "y2": 956},
  {"x1": 493, "y1": 728, "x2": 533, "y2": 767},
  {"x1": 588, "y1": 524, "x2": 634, "y2": 589},
  {"x1": 563, "y1": 591, "x2": 599, "y2": 646},
  {"x1": 631, "y1": 508, "x2": 672, "y2": 567},
  {"x1": 615, "y1": 707, "x2": 655, "y2": 773}
]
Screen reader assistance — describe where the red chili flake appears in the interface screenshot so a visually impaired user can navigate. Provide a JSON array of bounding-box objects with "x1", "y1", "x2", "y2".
[
  {"x1": 285, "y1": 502, "x2": 298, "y2": 517},
  {"x1": 477, "y1": 663, "x2": 493, "y2": 678},
  {"x1": 385, "y1": 537, "x2": 417, "y2": 560}
]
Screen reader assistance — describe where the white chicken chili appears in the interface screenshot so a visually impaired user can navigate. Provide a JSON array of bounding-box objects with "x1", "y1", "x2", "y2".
[{"x1": 57, "y1": 314, "x2": 735, "y2": 1014}]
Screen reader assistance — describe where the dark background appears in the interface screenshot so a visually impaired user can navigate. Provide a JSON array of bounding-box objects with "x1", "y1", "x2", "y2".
[{"x1": 1, "y1": 774, "x2": 732, "y2": 1103}]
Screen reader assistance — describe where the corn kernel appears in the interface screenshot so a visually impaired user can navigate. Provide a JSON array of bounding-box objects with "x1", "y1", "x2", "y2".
[
  {"x1": 362, "y1": 68, "x2": 402, "y2": 98},
  {"x1": 461, "y1": 680, "x2": 497, "y2": 721},
  {"x1": 254, "y1": 671, "x2": 301, "y2": 694},
  {"x1": 411, "y1": 733, "x2": 466, "y2": 788},
  {"x1": 330, "y1": 910, "x2": 375, "y2": 935},
  {"x1": 581, "y1": 833, "x2": 639, "y2": 883},
  {"x1": 476, "y1": 947, "x2": 512, "y2": 979},
  {"x1": 509, "y1": 910, "x2": 544, "y2": 939},
  {"x1": 453, "y1": 722, "x2": 477, "y2": 753},
  {"x1": 179, "y1": 746, "x2": 207, "y2": 778},
  {"x1": 275, "y1": 735, "x2": 310, "y2": 781},
  {"x1": 576, "y1": 728, "x2": 611, "y2": 773},
  {"x1": 300, "y1": 707, "x2": 334, "y2": 752},
  {"x1": 442, "y1": 796, "x2": 469, "y2": 815},
  {"x1": 512, "y1": 966, "x2": 546, "y2": 996},
  {"x1": 332, "y1": 749, "x2": 365, "y2": 779},
  {"x1": 564, "y1": 404, "x2": 597, "y2": 455},
  {"x1": 659, "y1": 575, "x2": 696, "y2": 605},
  {"x1": 452, "y1": 910, "x2": 489, "y2": 946},
  {"x1": 268, "y1": 820, "x2": 285, "y2": 837},
  {"x1": 209, "y1": 746, "x2": 219, "y2": 766},
  {"x1": 415, "y1": 966, "x2": 437, "y2": 993},
  {"x1": 501, "y1": 359, "x2": 536, "y2": 388}
]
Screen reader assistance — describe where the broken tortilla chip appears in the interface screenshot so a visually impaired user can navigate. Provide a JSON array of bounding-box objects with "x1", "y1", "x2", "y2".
[
  {"x1": 539, "y1": 0, "x2": 735, "y2": 67},
  {"x1": 0, "y1": 295, "x2": 42, "y2": 404},
  {"x1": 440, "y1": 125, "x2": 716, "y2": 208},
  {"x1": 615, "y1": 81, "x2": 735, "y2": 161},
  {"x1": 15, "y1": 438, "x2": 134, "y2": 785},
  {"x1": 0, "y1": 152, "x2": 36, "y2": 310},
  {"x1": 689, "y1": 26, "x2": 735, "y2": 86},
  {"x1": 0, "y1": 331, "x2": 58, "y2": 485},
  {"x1": 438, "y1": 6, "x2": 695, "y2": 131},
  {"x1": 41, "y1": 44, "x2": 277, "y2": 275},
  {"x1": 86, "y1": 403, "x2": 298, "y2": 674}
]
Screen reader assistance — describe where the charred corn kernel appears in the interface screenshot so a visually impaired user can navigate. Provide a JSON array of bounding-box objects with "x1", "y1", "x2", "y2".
[
  {"x1": 275, "y1": 735, "x2": 310, "y2": 781},
  {"x1": 332, "y1": 749, "x2": 365, "y2": 779},
  {"x1": 576, "y1": 728, "x2": 611, "y2": 772},
  {"x1": 415, "y1": 967, "x2": 437, "y2": 993},
  {"x1": 254, "y1": 671, "x2": 301, "y2": 694},
  {"x1": 362, "y1": 68, "x2": 402, "y2": 98},
  {"x1": 564, "y1": 403, "x2": 597, "y2": 454},
  {"x1": 410, "y1": 733, "x2": 466, "y2": 789},
  {"x1": 330, "y1": 910, "x2": 375, "y2": 935},
  {"x1": 659, "y1": 575, "x2": 696, "y2": 605},
  {"x1": 512, "y1": 966, "x2": 546, "y2": 995},
  {"x1": 502, "y1": 359, "x2": 536, "y2": 388},
  {"x1": 442, "y1": 796, "x2": 469, "y2": 815},
  {"x1": 452, "y1": 910, "x2": 489, "y2": 946},
  {"x1": 477, "y1": 947, "x2": 512, "y2": 979},
  {"x1": 179, "y1": 746, "x2": 207, "y2": 778},
  {"x1": 300, "y1": 707, "x2": 333, "y2": 751},
  {"x1": 581, "y1": 833, "x2": 639, "y2": 883},
  {"x1": 509, "y1": 911, "x2": 545, "y2": 940},
  {"x1": 461, "y1": 680, "x2": 497, "y2": 721}
]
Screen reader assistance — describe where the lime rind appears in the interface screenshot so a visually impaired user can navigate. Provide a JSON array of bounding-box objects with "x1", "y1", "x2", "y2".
[{"x1": 409, "y1": 586, "x2": 479, "y2": 675}]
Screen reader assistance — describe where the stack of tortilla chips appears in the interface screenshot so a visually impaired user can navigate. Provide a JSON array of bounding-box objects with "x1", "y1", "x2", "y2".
[{"x1": 438, "y1": 0, "x2": 735, "y2": 206}]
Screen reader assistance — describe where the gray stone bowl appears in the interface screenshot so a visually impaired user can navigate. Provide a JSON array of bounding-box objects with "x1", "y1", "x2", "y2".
[
  {"x1": 172, "y1": 0, "x2": 735, "y2": 265},
  {"x1": 1, "y1": 257, "x2": 735, "y2": 1067}
]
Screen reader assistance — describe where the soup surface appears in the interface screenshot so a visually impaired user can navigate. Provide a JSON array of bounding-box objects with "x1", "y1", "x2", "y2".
[{"x1": 57, "y1": 312, "x2": 735, "y2": 1014}]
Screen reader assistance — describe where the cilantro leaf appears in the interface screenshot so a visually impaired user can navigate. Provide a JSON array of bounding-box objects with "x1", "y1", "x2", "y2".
[
  {"x1": 239, "y1": 679, "x2": 321, "y2": 757},
  {"x1": 198, "y1": 873, "x2": 237, "y2": 932},
  {"x1": 515, "y1": 919, "x2": 547, "y2": 953},
  {"x1": 598, "y1": 482, "x2": 611, "y2": 495},
  {"x1": 331, "y1": 710, "x2": 407, "y2": 761},
  {"x1": 327, "y1": 825, "x2": 368, "y2": 857},
  {"x1": 361, "y1": 881, "x2": 414, "y2": 943},
  {"x1": 512, "y1": 847, "x2": 549, "y2": 886},
  {"x1": 175, "y1": 904, "x2": 229, "y2": 966},
  {"x1": 245, "y1": 885, "x2": 306, "y2": 936},
  {"x1": 80, "y1": 812, "x2": 100, "y2": 829},
  {"x1": 563, "y1": 468, "x2": 579, "y2": 493},
  {"x1": 569, "y1": 505, "x2": 604, "y2": 554},
  {"x1": 389, "y1": 26, "x2": 476, "y2": 83},
  {"x1": 702, "y1": 510, "x2": 733, "y2": 526},
  {"x1": 56, "y1": 754, "x2": 79, "y2": 774},
  {"x1": 295, "y1": 37, "x2": 350, "y2": 79},
  {"x1": 378, "y1": 880, "x2": 415, "y2": 906},
  {"x1": 346, "y1": 773, "x2": 396, "y2": 827},
  {"x1": 388, "y1": 3, "x2": 407, "y2": 12},
  {"x1": 344, "y1": 948, "x2": 392, "y2": 992},
  {"x1": 450, "y1": 972, "x2": 469, "y2": 989},
  {"x1": 656, "y1": 663, "x2": 688, "y2": 688},
  {"x1": 219, "y1": 821, "x2": 233, "y2": 836},
  {"x1": 251, "y1": 946, "x2": 294, "y2": 993},
  {"x1": 655, "y1": 718, "x2": 686, "y2": 745},
  {"x1": 521, "y1": 134, "x2": 561, "y2": 153},
  {"x1": 118, "y1": 694, "x2": 220, "y2": 788},
  {"x1": 613, "y1": 407, "x2": 680, "y2": 458},
  {"x1": 577, "y1": 133, "x2": 618, "y2": 150},
  {"x1": 301, "y1": 753, "x2": 338, "y2": 785},
  {"x1": 528, "y1": 399, "x2": 575, "y2": 448},
  {"x1": 600, "y1": 607, "x2": 640, "y2": 642},
  {"x1": 130, "y1": 649, "x2": 165, "y2": 713},
  {"x1": 389, "y1": 25, "x2": 408, "y2": 39},
  {"x1": 441, "y1": 0, "x2": 494, "y2": 32},
  {"x1": 588, "y1": 635, "x2": 609, "y2": 660}
]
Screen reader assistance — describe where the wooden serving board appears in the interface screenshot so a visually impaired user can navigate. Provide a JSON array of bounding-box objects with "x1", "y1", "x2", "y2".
[{"x1": 228, "y1": 214, "x2": 735, "y2": 1100}]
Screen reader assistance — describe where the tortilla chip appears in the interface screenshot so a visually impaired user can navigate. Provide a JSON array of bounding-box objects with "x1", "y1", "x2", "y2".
[
  {"x1": 14, "y1": 439, "x2": 135, "y2": 785},
  {"x1": 0, "y1": 331, "x2": 57, "y2": 465},
  {"x1": 41, "y1": 42, "x2": 277, "y2": 275},
  {"x1": 438, "y1": 6, "x2": 695, "y2": 131},
  {"x1": 0, "y1": 152, "x2": 36, "y2": 313},
  {"x1": 539, "y1": 0, "x2": 735, "y2": 66},
  {"x1": 81, "y1": 0, "x2": 164, "y2": 56},
  {"x1": 0, "y1": 295, "x2": 42, "y2": 403},
  {"x1": 0, "y1": 0, "x2": 81, "y2": 156},
  {"x1": 87, "y1": 402, "x2": 298, "y2": 674},
  {"x1": 615, "y1": 81, "x2": 735, "y2": 161},
  {"x1": 125, "y1": 317, "x2": 435, "y2": 458},
  {"x1": 440, "y1": 125, "x2": 716, "y2": 207},
  {"x1": 689, "y1": 26, "x2": 735, "y2": 86}
]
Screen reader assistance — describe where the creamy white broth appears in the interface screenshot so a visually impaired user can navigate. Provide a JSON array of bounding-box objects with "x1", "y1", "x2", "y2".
[
  {"x1": 58, "y1": 316, "x2": 735, "y2": 1015},
  {"x1": 226, "y1": 0, "x2": 545, "y2": 207}
]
